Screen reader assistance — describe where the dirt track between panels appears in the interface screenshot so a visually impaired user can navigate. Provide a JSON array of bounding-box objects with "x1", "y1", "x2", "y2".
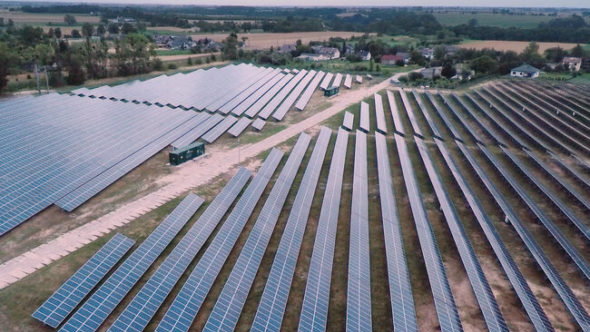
[{"x1": 0, "y1": 74, "x2": 399, "y2": 290}]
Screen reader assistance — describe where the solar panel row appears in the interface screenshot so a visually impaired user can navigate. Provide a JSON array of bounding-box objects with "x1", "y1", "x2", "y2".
[
  {"x1": 434, "y1": 140, "x2": 553, "y2": 332},
  {"x1": 374, "y1": 93, "x2": 387, "y2": 134},
  {"x1": 232, "y1": 72, "x2": 286, "y2": 116},
  {"x1": 259, "y1": 70, "x2": 308, "y2": 120},
  {"x1": 346, "y1": 130, "x2": 372, "y2": 332},
  {"x1": 398, "y1": 90, "x2": 424, "y2": 137},
  {"x1": 374, "y1": 132, "x2": 417, "y2": 332},
  {"x1": 108, "y1": 169, "x2": 251, "y2": 332},
  {"x1": 171, "y1": 113, "x2": 224, "y2": 148},
  {"x1": 228, "y1": 117, "x2": 253, "y2": 137},
  {"x1": 202, "y1": 115, "x2": 239, "y2": 143},
  {"x1": 252, "y1": 118, "x2": 266, "y2": 131},
  {"x1": 273, "y1": 71, "x2": 317, "y2": 121},
  {"x1": 386, "y1": 90, "x2": 405, "y2": 135},
  {"x1": 342, "y1": 112, "x2": 354, "y2": 131},
  {"x1": 455, "y1": 141, "x2": 590, "y2": 331},
  {"x1": 344, "y1": 74, "x2": 352, "y2": 89},
  {"x1": 156, "y1": 149, "x2": 283, "y2": 332},
  {"x1": 218, "y1": 69, "x2": 283, "y2": 114},
  {"x1": 60, "y1": 194, "x2": 204, "y2": 332},
  {"x1": 414, "y1": 137, "x2": 507, "y2": 332},
  {"x1": 32, "y1": 233, "x2": 135, "y2": 328},
  {"x1": 412, "y1": 91, "x2": 442, "y2": 139},
  {"x1": 449, "y1": 95, "x2": 508, "y2": 146},
  {"x1": 355, "y1": 75, "x2": 363, "y2": 84},
  {"x1": 251, "y1": 127, "x2": 331, "y2": 332},
  {"x1": 245, "y1": 73, "x2": 294, "y2": 118},
  {"x1": 203, "y1": 133, "x2": 311, "y2": 332},
  {"x1": 393, "y1": 133, "x2": 462, "y2": 332},
  {"x1": 295, "y1": 71, "x2": 326, "y2": 111},
  {"x1": 424, "y1": 93, "x2": 463, "y2": 141},
  {"x1": 298, "y1": 128, "x2": 349, "y2": 332},
  {"x1": 359, "y1": 101, "x2": 370, "y2": 133},
  {"x1": 319, "y1": 73, "x2": 334, "y2": 90},
  {"x1": 332, "y1": 73, "x2": 343, "y2": 88}
]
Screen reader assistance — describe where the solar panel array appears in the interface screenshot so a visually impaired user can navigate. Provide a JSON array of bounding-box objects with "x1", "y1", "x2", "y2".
[
  {"x1": 412, "y1": 91, "x2": 442, "y2": 139},
  {"x1": 386, "y1": 90, "x2": 405, "y2": 135},
  {"x1": 332, "y1": 73, "x2": 343, "y2": 87},
  {"x1": 228, "y1": 117, "x2": 253, "y2": 137},
  {"x1": 374, "y1": 132, "x2": 417, "y2": 331},
  {"x1": 393, "y1": 133, "x2": 462, "y2": 332},
  {"x1": 60, "y1": 194, "x2": 204, "y2": 332},
  {"x1": 32, "y1": 234, "x2": 135, "y2": 328},
  {"x1": 434, "y1": 139, "x2": 553, "y2": 332},
  {"x1": 355, "y1": 75, "x2": 363, "y2": 84},
  {"x1": 455, "y1": 141, "x2": 590, "y2": 331},
  {"x1": 319, "y1": 73, "x2": 334, "y2": 90},
  {"x1": 156, "y1": 149, "x2": 283, "y2": 332},
  {"x1": 359, "y1": 101, "x2": 370, "y2": 133},
  {"x1": 252, "y1": 118, "x2": 266, "y2": 131},
  {"x1": 251, "y1": 127, "x2": 331, "y2": 332},
  {"x1": 299, "y1": 128, "x2": 349, "y2": 332},
  {"x1": 344, "y1": 74, "x2": 353, "y2": 89},
  {"x1": 108, "y1": 169, "x2": 251, "y2": 332},
  {"x1": 259, "y1": 70, "x2": 308, "y2": 120},
  {"x1": 202, "y1": 115, "x2": 239, "y2": 143},
  {"x1": 415, "y1": 137, "x2": 507, "y2": 332},
  {"x1": 398, "y1": 89, "x2": 424, "y2": 137},
  {"x1": 203, "y1": 134, "x2": 311, "y2": 332},
  {"x1": 346, "y1": 130, "x2": 372, "y2": 332},
  {"x1": 295, "y1": 71, "x2": 326, "y2": 111},
  {"x1": 273, "y1": 71, "x2": 317, "y2": 121}
]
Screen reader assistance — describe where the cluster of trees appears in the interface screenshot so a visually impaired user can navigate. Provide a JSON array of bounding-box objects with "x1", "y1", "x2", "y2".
[{"x1": 0, "y1": 24, "x2": 158, "y2": 93}]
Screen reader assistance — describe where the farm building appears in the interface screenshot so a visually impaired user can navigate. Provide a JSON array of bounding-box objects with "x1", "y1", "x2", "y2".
[
  {"x1": 510, "y1": 64, "x2": 540, "y2": 78},
  {"x1": 561, "y1": 57, "x2": 582, "y2": 72}
]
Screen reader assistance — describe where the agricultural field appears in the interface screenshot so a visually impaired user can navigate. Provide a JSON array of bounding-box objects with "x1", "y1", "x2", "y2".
[
  {"x1": 190, "y1": 31, "x2": 371, "y2": 49},
  {"x1": 0, "y1": 10, "x2": 100, "y2": 25},
  {"x1": 458, "y1": 40, "x2": 588, "y2": 53}
]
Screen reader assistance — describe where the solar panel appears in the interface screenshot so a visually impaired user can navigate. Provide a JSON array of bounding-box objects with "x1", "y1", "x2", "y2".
[
  {"x1": 244, "y1": 74, "x2": 295, "y2": 118},
  {"x1": 359, "y1": 101, "x2": 370, "y2": 133},
  {"x1": 156, "y1": 149, "x2": 284, "y2": 332},
  {"x1": 228, "y1": 117, "x2": 253, "y2": 137},
  {"x1": 456, "y1": 141, "x2": 590, "y2": 331},
  {"x1": 298, "y1": 128, "x2": 349, "y2": 332},
  {"x1": 435, "y1": 139, "x2": 553, "y2": 332},
  {"x1": 386, "y1": 90, "x2": 405, "y2": 135},
  {"x1": 217, "y1": 69, "x2": 282, "y2": 114},
  {"x1": 332, "y1": 73, "x2": 343, "y2": 87},
  {"x1": 251, "y1": 127, "x2": 331, "y2": 332},
  {"x1": 202, "y1": 115, "x2": 239, "y2": 143},
  {"x1": 415, "y1": 137, "x2": 507, "y2": 331},
  {"x1": 342, "y1": 111, "x2": 354, "y2": 131},
  {"x1": 319, "y1": 73, "x2": 334, "y2": 90},
  {"x1": 424, "y1": 93, "x2": 463, "y2": 141},
  {"x1": 344, "y1": 74, "x2": 352, "y2": 89},
  {"x1": 59, "y1": 194, "x2": 204, "y2": 332},
  {"x1": 295, "y1": 71, "x2": 326, "y2": 111},
  {"x1": 398, "y1": 89, "x2": 424, "y2": 137},
  {"x1": 393, "y1": 133, "x2": 462, "y2": 332},
  {"x1": 549, "y1": 152, "x2": 590, "y2": 189},
  {"x1": 374, "y1": 132, "x2": 417, "y2": 331},
  {"x1": 479, "y1": 145, "x2": 590, "y2": 282},
  {"x1": 108, "y1": 169, "x2": 251, "y2": 332},
  {"x1": 272, "y1": 70, "x2": 317, "y2": 121},
  {"x1": 346, "y1": 130, "x2": 372, "y2": 332},
  {"x1": 374, "y1": 93, "x2": 387, "y2": 134},
  {"x1": 32, "y1": 234, "x2": 135, "y2": 328},
  {"x1": 259, "y1": 70, "x2": 308, "y2": 120},
  {"x1": 231, "y1": 72, "x2": 286, "y2": 116},
  {"x1": 447, "y1": 94, "x2": 508, "y2": 146},
  {"x1": 355, "y1": 75, "x2": 363, "y2": 84},
  {"x1": 171, "y1": 114, "x2": 225, "y2": 148},
  {"x1": 203, "y1": 134, "x2": 311, "y2": 332},
  {"x1": 412, "y1": 91, "x2": 442, "y2": 139}
]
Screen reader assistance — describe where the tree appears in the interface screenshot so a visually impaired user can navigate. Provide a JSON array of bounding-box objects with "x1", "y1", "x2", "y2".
[
  {"x1": 113, "y1": 33, "x2": 155, "y2": 76},
  {"x1": 71, "y1": 29, "x2": 81, "y2": 38},
  {"x1": 0, "y1": 43, "x2": 18, "y2": 94},
  {"x1": 108, "y1": 23, "x2": 120, "y2": 34},
  {"x1": 544, "y1": 47, "x2": 567, "y2": 62},
  {"x1": 223, "y1": 32, "x2": 239, "y2": 60},
  {"x1": 571, "y1": 44, "x2": 586, "y2": 58},
  {"x1": 54, "y1": 27, "x2": 62, "y2": 39},
  {"x1": 441, "y1": 62, "x2": 456, "y2": 78},
  {"x1": 469, "y1": 55, "x2": 498, "y2": 74},
  {"x1": 82, "y1": 23, "x2": 94, "y2": 38},
  {"x1": 433, "y1": 45, "x2": 446, "y2": 61},
  {"x1": 520, "y1": 41, "x2": 545, "y2": 67},
  {"x1": 64, "y1": 14, "x2": 77, "y2": 26},
  {"x1": 97, "y1": 24, "x2": 106, "y2": 37},
  {"x1": 121, "y1": 23, "x2": 136, "y2": 34}
]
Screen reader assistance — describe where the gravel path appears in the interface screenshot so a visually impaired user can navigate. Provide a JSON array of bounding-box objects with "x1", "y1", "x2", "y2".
[{"x1": 0, "y1": 75, "x2": 398, "y2": 290}]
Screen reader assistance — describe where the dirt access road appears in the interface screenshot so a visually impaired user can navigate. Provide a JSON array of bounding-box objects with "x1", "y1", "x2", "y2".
[{"x1": 0, "y1": 73, "x2": 402, "y2": 290}]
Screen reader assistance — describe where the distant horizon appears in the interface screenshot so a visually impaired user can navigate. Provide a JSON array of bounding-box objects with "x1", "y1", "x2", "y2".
[{"x1": 2, "y1": 0, "x2": 589, "y2": 9}]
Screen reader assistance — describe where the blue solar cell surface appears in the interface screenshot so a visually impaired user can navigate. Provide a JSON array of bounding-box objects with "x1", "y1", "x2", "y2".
[
  {"x1": 203, "y1": 134, "x2": 311, "y2": 332},
  {"x1": 298, "y1": 128, "x2": 349, "y2": 332},
  {"x1": 251, "y1": 127, "x2": 331, "y2": 332},
  {"x1": 156, "y1": 149, "x2": 283, "y2": 332},
  {"x1": 32, "y1": 233, "x2": 135, "y2": 328},
  {"x1": 59, "y1": 194, "x2": 204, "y2": 332}
]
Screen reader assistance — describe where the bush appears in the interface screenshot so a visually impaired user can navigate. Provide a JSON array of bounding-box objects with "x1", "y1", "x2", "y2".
[
  {"x1": 152, "y1": 58, "x2": 164, "y2": 71},
  {"x1": 167, "y1": 63, "x2": 178, "y2": 70}
]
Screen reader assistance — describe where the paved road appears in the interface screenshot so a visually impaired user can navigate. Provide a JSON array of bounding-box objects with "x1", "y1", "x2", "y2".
[{"x1": 0, "y1": 75, "x2": 399, "y2": 290}]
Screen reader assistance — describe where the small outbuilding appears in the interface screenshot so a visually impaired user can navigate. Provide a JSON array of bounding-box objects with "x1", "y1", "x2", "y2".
[{"x1": 510, "y1": 64, "x2": 540, "y2": 79}]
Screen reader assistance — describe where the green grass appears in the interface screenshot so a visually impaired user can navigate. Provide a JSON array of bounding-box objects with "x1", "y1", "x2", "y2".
[
  {"x1": 433, "y1": 12, "x2": 553, "y2": 29},
  {"x1": 155, "y1": 49, "x2": 193, "y2": 56},
  {"x1": 570, "y1": 73, "x2": 590, "y2": 84}
]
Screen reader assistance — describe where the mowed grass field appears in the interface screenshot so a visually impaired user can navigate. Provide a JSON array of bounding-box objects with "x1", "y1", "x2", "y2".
[
  {"x1": 0, "y1": 10, "x2": 100, "y2": 25},
  {"x1": 458, "y1": 40, "x2": 588, "y2": 53},
  {"x1": 434, "y1": 12, "x2": 554, "y2": 28}
]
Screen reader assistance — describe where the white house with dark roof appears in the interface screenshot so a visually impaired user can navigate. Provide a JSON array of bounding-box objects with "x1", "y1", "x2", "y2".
[{"x1": 510, "y1": 64, "x2": 540, "y2": 79}]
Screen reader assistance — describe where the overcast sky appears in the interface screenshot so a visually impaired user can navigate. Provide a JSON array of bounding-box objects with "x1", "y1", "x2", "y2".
[{"x1": 8, "y1": 0, "x2": 590, "y2": 8}]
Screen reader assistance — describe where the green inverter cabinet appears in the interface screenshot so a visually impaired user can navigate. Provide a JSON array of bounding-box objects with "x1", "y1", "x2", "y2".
[
  {"x1": 169, "y1": 141, "x2": 205, "y2": 166},
  {"x1": 324, "y1": 86, "x2": 339, "y2": 97}
]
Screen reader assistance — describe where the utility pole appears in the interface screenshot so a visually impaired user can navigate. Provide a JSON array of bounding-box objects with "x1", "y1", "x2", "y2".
[{"x1": 34, "y1": 63, "x2": 41, "y2": 94}]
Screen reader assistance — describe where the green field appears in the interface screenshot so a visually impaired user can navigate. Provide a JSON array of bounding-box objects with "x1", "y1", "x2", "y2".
[
  {"x1": 433, "y1": 12, "x2": 553, "y2": 28},
  {"x1": 155, "y1": 49, "x2": 193, "y2": 56}
]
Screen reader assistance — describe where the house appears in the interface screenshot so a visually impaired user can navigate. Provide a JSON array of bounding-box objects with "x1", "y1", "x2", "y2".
[
  {"x1": 278, "y1": 44, "x2": 297, "y2": 54},
  {"x1": 420, "y1": 67, "x2": 443, "y2": 79},
  {"x1": 561, "y1": 57, "x2": 582, "y2": 72},
  {"x1": 358, "y1": 50, "x2": 371, "y2": 61},
  {"x1": 311, "y1": 46, "x2": 341, "y2": 60},
  {"x1": 108, "y1": 16, "x2": 136, "y2": 24},
  {"x1": 444, "y1": 45, "x2": 460, "y2": 56},
  {"x1": 296, "y1": 53, "x2": 328, "y2": 62},
  {"x1": 344, "y1": 44, "x2": 355, "y2": 56},
  {"x1": 396, "y1": 52, "x2": 411, "y2": 64},
  {"x1": 420, "y1": 48, "x2": 434, "y2": 60},
  {"x1": 452, "y1": 64, "x2": 474, "y2": 81},
  {"x1": 510, "y1": 64, "x2": 540, "y2": 78},
  {"x1": 381, "y1": 54, "x2": 405, "y2": 65}
]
